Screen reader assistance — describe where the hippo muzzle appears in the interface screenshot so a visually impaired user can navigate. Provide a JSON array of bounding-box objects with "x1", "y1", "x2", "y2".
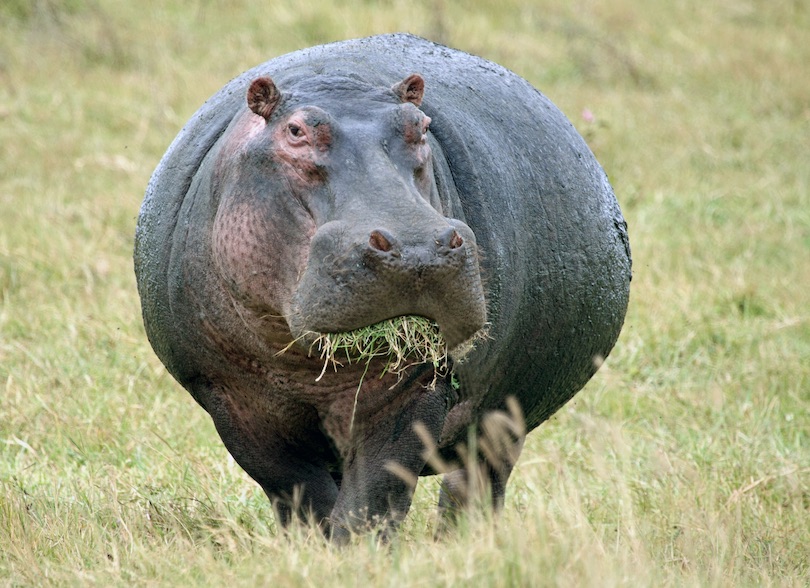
[{"x1": 288, "y1": 212, "x2": 487, "y2": 350}]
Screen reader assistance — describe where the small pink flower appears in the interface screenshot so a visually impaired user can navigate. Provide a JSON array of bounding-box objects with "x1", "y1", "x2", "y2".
[{"x1": 581, "y1": 109, "x2": 595, "y2": 123}]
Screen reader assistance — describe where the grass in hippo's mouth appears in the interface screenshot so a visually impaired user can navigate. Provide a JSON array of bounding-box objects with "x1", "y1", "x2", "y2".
[
  {"x1": 308, "y1": 315, "x2": 449, "y2": 382},
  {"x1": 299, "y1": 315, "x2": 451, "y2": 433}
]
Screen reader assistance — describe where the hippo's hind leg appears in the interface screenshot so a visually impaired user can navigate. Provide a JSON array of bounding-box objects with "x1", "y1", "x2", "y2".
[
  {"x1": 437, "y1": 400, "x2": 525, "y2": 530},
  {"x1": 197, "y1": 381, "x2": 339, "y2": 530}
]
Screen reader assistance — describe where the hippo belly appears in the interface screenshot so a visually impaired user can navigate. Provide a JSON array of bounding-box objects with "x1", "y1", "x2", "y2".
[{"x1": 134, "y1": 33, "x2": 631, "y2": 539}]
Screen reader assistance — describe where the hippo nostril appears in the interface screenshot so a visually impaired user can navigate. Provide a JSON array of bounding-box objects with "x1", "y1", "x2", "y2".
[
  {"x1": 369, "y1": 229, "x2": 394, "y2": 253},
  {"x1": 437, "y1": 227, "x2": 464, "y2": 250}
]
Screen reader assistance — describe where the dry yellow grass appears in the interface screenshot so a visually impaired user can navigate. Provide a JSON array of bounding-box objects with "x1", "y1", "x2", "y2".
[{"x1": 1, "y1": 0, "x2": 808, "y2": 585}]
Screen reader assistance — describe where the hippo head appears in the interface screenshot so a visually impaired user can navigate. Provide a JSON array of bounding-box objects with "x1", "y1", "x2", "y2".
[{"x1": 210, "y1": 73, "x2": 487, "y2": 354}]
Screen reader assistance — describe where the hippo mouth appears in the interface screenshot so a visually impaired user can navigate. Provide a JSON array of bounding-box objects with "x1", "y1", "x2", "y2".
[{"x1": 291, "y1": 314, "x2": 487, "y2": 381}]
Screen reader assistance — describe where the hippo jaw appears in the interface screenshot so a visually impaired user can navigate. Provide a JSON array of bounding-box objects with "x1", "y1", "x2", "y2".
[
  {"x1": 289, "y1": 308, "x2": 488, "y2": 362},
  {"x1": 286, "y1": 273, "x2": 489, "y2": 361},
  {"x1": 294, "y1": 315, "x2": 450, "y2": 380},
  {"x1": 289, "y1": 314, "x2": 488, "y2": 381}
]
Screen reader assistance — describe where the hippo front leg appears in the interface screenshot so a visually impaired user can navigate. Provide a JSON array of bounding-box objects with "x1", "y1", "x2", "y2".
[
  {"x1": 198, "y1": 381, "x2": 339, "y2": 530},
  {"x1": 437, "y1": 400, "x2": 525, "y2": 531},
  {"x1": 436, "y1": 438, "x2": 524, "y2": 522},
  {"x1": 328, "y1": 379, "x2": 451, "y2": 543}
]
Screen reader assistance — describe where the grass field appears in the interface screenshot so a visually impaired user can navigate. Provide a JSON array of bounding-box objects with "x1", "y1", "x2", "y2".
[{"x1": 1, "y1": 0, "x2": 808, "y2": 585}]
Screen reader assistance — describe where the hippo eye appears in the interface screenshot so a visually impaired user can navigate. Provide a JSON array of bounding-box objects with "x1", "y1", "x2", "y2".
[{"x1": 288, "y1": 123, "x2": 303, "y2": 138}]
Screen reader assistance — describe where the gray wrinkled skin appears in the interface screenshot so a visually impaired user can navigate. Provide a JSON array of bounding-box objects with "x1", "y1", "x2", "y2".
[{"x1": 134, "y1": 34, "x2": 631, "y2": 540}]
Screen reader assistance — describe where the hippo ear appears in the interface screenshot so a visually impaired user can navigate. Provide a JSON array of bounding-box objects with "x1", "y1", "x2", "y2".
[
  {"x1": 392, "y1": 74, "x2": 425, "y2": 107},
  {"x1": 247, "y1": 76, "x2": 281, "y2": 120}
]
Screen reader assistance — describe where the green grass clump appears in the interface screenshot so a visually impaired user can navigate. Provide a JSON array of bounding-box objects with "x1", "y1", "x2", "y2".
[
  {"x1": 302, "y1": 315, "x2": 451, "y2": 432},
  {"x1": 307, "y1": 315, "x2": 449, "y2": 380}
]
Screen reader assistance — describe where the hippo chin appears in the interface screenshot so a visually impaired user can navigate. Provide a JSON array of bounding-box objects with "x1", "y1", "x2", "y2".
[{"x1": 135, "y1": 33, "x2": 631, "y2": 540}]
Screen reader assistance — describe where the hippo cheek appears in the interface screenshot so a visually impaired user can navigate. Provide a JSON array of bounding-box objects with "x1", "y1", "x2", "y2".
[
  {"x1": 286, "y1": 219, "x2": 488, "y2": 350},
  {"x1": 212, "y1": 198, "x2": 313, "y2": 320}
]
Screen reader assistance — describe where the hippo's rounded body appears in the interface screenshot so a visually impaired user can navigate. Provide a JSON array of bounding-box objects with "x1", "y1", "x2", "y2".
[{"x1": 135, "y1": 34, "x2": 630, "y2": 538}]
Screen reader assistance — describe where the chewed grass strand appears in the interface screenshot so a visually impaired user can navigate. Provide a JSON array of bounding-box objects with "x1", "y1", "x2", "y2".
[
  {"x1": 302, "y1": 316, "x2": 450, "y2": 433},
  {"x1": 308, "y1": 315, "x2": 449, "y2": 382}
]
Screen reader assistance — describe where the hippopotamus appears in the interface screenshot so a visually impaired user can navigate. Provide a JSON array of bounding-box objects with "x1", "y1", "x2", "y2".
[{"x1": 134, "y1": 33, "x2": 631, "y2": 540}]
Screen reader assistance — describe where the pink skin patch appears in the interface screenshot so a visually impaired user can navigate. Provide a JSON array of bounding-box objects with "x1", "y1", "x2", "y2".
[
  {"x1": 400, "y1": 110, "x2": 433, "y2": 195},
  {"x1": 270, "y1": 108, "x2": 332, "y2": 185},
  {"x1": 210, "y1": 110, "x2": 323, "y2": 326}
]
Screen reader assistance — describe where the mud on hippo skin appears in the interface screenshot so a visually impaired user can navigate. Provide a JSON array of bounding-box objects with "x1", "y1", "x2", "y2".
[{"x1": 134, "y1": 33, "x2": 631, "y2": 539}]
